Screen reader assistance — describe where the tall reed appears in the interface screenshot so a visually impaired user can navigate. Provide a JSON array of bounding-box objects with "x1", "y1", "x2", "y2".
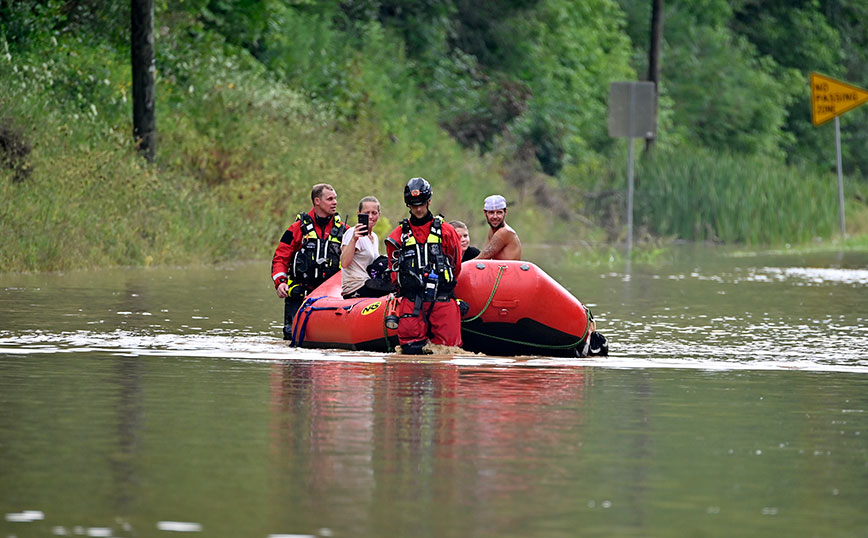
[{"x1": 635, "y1": 149, "x2": 837, "y2": 245}]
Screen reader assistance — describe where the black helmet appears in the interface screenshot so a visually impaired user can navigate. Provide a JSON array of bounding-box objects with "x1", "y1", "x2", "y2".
[{"x1": 404, "y1": 177, "x2": 432, "y2": 206}]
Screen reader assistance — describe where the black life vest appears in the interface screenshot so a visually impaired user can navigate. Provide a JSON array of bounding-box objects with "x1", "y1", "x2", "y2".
[
  {"x1": 394, "y1": 215, "x2": 456, "y2": 298},
  {"x1": 290, "y1": 213, "x2": 347, "y2": 288}
]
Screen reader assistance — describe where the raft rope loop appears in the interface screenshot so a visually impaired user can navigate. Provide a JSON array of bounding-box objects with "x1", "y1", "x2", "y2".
[
  {"x1": 461, "y1": 265, "x2": 506, "y2": 322},
  {"x1": 291, "y1": 296, "x2": 365, "y2": 347},
  {"x1": 459, "y1": 264, "x2": 590, "y2": 351}
]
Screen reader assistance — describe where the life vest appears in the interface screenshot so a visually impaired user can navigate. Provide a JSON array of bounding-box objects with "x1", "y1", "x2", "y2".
[
  {"x1": 394, "y1": 215, "x2": 456, "y2": 298},
  {"x1": 290, "y1": 213, "x2": 347, "y2": 288}
]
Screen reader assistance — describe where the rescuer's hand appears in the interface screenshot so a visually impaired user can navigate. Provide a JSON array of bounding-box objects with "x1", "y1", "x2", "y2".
[{"x1": 276, "y1": 282, "x2": 289, "y2": 298}]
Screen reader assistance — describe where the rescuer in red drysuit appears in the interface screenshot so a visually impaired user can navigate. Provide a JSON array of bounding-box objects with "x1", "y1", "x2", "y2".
[
  {"x1": 385, "y1": 177, "x2": 463, "y2": 354},
  {"x1": 271, "y1": 183, "x2": 347, "y2": 340}
]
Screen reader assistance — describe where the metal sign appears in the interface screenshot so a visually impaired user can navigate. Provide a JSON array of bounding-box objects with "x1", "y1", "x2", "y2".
[
  {"x1": 809, "y1": 73, "x2": 868, "y2": 238},
  {"x1": 810, "y1": 72, "x2": 868, "y2": 126},
  {"x1": 609, "y1": 81, "x2": 657, "y2": 261},
  {"x1": 609, "y1": 82, "x2": 657, "y2": 138}
]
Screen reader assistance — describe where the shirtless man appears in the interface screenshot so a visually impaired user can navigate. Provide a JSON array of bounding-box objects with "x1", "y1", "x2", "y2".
[{"x1": 472, "y1": 194, "x2": 522, "y2": 260}]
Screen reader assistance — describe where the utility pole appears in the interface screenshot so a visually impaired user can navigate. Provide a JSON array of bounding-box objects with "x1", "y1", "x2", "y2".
[
  {"x1": 645, "y1": 0, "x2": 663, "y2": 154},
  {"x1": 131, "y1": 0, "x2": 156, "y2": 162}
]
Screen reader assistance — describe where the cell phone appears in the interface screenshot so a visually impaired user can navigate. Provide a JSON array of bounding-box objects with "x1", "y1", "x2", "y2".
[{"x1": 357, "y1": 213, "x2": 369, "y2": 236}]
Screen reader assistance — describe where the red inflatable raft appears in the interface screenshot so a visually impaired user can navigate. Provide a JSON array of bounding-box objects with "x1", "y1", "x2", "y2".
[{"x1": 289, "y1": 260, "x2": 590, "y2": 357}]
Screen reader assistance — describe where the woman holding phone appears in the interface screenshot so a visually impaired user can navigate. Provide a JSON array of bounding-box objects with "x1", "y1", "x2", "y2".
[{"x1": 340, "y1": 196, "x2": 391, "y2": 298}]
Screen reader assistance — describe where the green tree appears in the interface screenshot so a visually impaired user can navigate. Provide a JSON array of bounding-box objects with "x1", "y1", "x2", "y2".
[
  {"x1": 433, "y1": 0, "x2": 634, "y2": 175},
  {"x1": 731, "y1": 0, "x2": 868, "y2": 176},
  {"x1": 512, "y1": 0, "x2": 634, "y2": 174},
  {"x1": 617, "y1": 0, "x2": 796, "y2": 159}
]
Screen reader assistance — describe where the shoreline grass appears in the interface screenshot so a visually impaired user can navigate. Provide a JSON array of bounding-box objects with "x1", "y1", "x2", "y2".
[{"x1": 635, "y1": 148, "x2": 840, "y2": 245}]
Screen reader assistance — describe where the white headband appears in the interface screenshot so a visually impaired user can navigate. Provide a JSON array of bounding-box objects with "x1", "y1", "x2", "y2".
[{"x1": 483, "y1": 195, "x2": 507, "y2": 211}]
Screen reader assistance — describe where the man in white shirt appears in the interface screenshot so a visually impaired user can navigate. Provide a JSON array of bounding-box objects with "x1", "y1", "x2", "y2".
[{"x1": 340, "y1": 196, "x2": 391, "y2": 298}]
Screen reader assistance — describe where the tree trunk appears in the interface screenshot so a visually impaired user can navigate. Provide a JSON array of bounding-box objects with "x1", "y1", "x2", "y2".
[
  {"x1": 131, "y1": 0, "x2": 156, "y2": 162},
  {"x1": 645, "y1": 0, "x2": 663, "y2": 154}
]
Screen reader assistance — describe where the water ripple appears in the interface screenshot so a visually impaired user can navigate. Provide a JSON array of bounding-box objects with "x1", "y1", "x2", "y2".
[{"x1": 1, "y1": 326, "x2": 866, "y2": 373}]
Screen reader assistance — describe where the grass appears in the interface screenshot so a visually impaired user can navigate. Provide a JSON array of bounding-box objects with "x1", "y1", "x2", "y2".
[
  {"x1": 634, "y1": 148, "x2": 840, "y2": 245},
  {"x1": 0, "y1": 31, "x2": 515, "y2": 272}
]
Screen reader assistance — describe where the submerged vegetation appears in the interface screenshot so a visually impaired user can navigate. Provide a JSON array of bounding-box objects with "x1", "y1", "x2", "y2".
[{"x1": 1, "y1": 0, "x2": 867, "y2": 272}]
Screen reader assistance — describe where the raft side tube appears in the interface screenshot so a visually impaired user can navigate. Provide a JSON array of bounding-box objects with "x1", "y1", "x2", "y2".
[
  {"x1": 291, "y1": 273, "x2": 398, "y2": 351},
  {"x1": 453, "y1": 260, "x2": 589, "y2": 356}
]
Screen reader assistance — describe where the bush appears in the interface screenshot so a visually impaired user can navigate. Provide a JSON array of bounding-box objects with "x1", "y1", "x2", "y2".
[{"x1": 0, "y1": 116, "x2": 32, "y2": 182}]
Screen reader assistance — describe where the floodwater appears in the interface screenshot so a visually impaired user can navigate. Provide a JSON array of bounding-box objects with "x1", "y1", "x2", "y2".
[{"x1": 1, "y1": 246, "x2": 867, "y2": 537}]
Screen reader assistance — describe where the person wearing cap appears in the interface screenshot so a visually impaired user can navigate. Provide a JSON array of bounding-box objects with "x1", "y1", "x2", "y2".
[
  {"x1": 472, "y1": 194, "x2": 522, "y2": 261},
  {"x1": 271, "y1": 183, "x2": 348, "y2": 340},
  {"x1": 385, "y1": 177, "x2": 464, "y2": 354}
]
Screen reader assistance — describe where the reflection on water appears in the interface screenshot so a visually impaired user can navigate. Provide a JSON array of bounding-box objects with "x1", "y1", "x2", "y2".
[
  {"x1": 9, "y1": 354, "x2": 864, "y2": 537},
  {"x1": 2, "y1": 248, "x2": 868, "y2": 537},
  {"x1": 266, "y1": 361, "x2": 590, "y2": 537},
  {"x1": 1, "y1": 354, "x2": 867, "y2": 536}
]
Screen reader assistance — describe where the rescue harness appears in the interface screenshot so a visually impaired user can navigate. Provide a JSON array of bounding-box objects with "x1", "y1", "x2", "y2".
[
  {"x1": 392, "y1": 215, "x2": 456, "y2": 315},
  {"x1": 290, "y1": 213, "x2": 347, "y2": 289}
]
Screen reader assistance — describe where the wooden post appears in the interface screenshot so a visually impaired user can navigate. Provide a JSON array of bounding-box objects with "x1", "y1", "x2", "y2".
[
  {"x1": 645, "y1": 0, "x2": 663, "y2": 154},
  {"x1": 131, "y1": 0, "x2": 156, "y2": 162}
]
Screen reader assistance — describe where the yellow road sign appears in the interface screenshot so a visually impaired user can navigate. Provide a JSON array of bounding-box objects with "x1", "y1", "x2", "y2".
[{"x1": 811, "y1": 72, "x2": 868, "y2": 126}]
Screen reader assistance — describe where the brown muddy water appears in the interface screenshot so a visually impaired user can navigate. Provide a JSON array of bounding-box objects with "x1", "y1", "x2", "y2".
[{"x1": 1, "y1": 246, "x2": 867, "y2": 537}]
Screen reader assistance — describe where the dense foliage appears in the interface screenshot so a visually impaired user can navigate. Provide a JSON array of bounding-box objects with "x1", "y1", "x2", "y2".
[{"x1": 1, "y1": 0, "x2": 867, "y2": 271}]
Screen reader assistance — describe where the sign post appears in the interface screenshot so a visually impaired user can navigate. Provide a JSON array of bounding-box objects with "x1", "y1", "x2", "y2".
[
  {"x1": 609, "y1": 82, "x2": 656, "y2": 258},
  {"x1": 810, "y1": 72, "x2": 868, "y2": 237}
]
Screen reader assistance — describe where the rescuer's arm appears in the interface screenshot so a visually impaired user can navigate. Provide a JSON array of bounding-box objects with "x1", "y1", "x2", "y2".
[{"x1": 271, "y1": 222, "x2": 302, "y2": 298}]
